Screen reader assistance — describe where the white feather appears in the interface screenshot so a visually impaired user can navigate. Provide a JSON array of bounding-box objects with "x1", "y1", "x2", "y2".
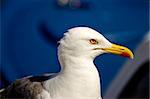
[{"x1": 43, "y1": 27, "x2": 112, "y2": 99}]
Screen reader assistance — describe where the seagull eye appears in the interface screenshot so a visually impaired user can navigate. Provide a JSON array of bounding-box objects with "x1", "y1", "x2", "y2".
[{"x1": 89, "y1": 39, "x2": 98, "y2": 44}]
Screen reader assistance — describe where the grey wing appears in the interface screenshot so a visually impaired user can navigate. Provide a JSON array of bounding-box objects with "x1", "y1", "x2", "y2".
[
  {"x1": 0, "y1": 73, "x2": 57, "y2": 99},
  {"x1": 0, "y1": 76, "x2": 44, "y2": 99}
]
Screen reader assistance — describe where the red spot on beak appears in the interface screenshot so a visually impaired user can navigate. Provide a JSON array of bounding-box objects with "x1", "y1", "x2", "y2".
[{"x1": 121, "y1": 52, "x2": 130, "y2": 58}]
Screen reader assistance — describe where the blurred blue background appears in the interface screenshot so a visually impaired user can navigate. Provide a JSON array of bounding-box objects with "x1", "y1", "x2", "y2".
[{"x1": 1, "y1": 0, "x2": 149, "y2": 96}]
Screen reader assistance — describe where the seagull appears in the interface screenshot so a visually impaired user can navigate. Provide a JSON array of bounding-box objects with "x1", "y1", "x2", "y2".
[{"x1": 0, "y1": 27, "x2": 133, "y2": 99}]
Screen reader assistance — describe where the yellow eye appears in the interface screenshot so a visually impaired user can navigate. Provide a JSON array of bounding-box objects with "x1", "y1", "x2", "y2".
[{"x1": 89, "y1": 39, "x2": 98, "y2": 44}]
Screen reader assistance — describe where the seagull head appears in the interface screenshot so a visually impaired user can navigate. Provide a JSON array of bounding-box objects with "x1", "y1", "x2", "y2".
[{"x1": 58, "y1": 27, "x2": 133, "y2": 59}]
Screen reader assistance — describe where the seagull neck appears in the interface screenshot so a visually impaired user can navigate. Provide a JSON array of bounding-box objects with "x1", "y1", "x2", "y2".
[
  {"x1": 56, "y1": 53, "x2": 100, "y2": 97},
  {"x1": 58, "y1": 53, "x2": 98, "y2": 75}
]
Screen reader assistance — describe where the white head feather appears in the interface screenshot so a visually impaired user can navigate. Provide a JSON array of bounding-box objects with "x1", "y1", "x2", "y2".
[{"x1": 58, "y1": 27, "x2": 112, "y2": 59}]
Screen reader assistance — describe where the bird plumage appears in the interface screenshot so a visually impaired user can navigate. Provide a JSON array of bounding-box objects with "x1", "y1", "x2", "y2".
[
  {"x1": 0, "y1": 74, "x2": 56, "y2": 99},
  {"x1": 0, "y1": 27, "x2": 133, "y2": 99}
]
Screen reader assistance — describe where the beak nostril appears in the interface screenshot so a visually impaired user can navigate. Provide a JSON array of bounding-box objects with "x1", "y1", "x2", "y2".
[{"x1": 120, "y1": 49, "x2": 124, "y2": 50}]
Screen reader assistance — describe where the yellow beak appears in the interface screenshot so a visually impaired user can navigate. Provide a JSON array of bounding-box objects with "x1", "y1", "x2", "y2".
[{"x1": 102, "y1": 44, "x2": 134, "y2": 59}]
